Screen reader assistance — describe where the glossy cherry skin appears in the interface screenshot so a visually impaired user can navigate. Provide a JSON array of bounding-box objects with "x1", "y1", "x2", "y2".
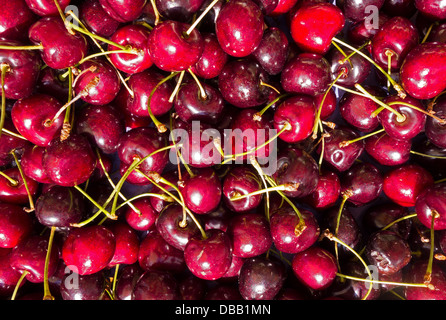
[
  {"x1": 115, "y1": 264, "x2": 144, "y2": 300},
  {"x1": 364, "y1": 132, "x2": 411, "y2": 167},
  {"x1": 383, "y1": 164, "x2": 434, "y2": 208},
  {"x1": 415, "y1": 0, "x2": 446, "y2": 20},
  {"x1": 291, "y1": 246, "x2": 338, "y2": 290},
  {"x1": 269, "y1": 205, "x2": 320, "y2": 254},
  {"x1": 190, "y1": 32, "x2": 228, "y2": 79},
  {"x1": 222, "y1": 166, "x2": 263, "y2": 213},
  {"x1": 62, "y1": 225, "x2": 116, "y2": 275},
  {"x1": 227, "y1": 212, "x2": 272, "y2": 258},
  {"x1": 272, "y1": 147, "x2": 319, "y2": 198},
  {"x1": 363, "y1": 203, "x2": 411, "y2": 239},
  {"x1": 108, "y1": 24, "x2": 152, "y2": 74},
  {"x1": 35, "y1": 185, "x2": 84, "y2": 227},
  {"x1": 400, "y1": 43, "x2": 446, "y2": 100},
  {"x1": 0, "y1": 0, "x2": 37, "y2": 41},
  {"x1": 273, "y1": 95, "x2": 315, "y2": 143},
  {"x1": 11, "y1": 93, "x2": 64, "y2": 147},
  {"x1": 0, "y1": 40, "x2": 42, "y2": 100},
  {"x1": 174, "y1": 80, "x2": 225, "y2": 124},
  {"x1": 289, "y1": 2, "x2": 345, "y2": 55},
  {"x1": 425, "y1": 95, "x2": 446, "y2": 149},
  {"x1": 179, "y1": 167, "x2": 222, "y2": 215},
  {"x1": 25, "y1": 0, "x2": 70, "y2": 16},
  {"x1": 238, "y1": 257, "x2": 286, "y2": 300},
  {"x1": 269, "y1": 0, "x2": 298, "y2": 16},
  {"x1": 28, "y1": 16, "x2": 88, "y2": 70},
  {"x1": 328, "y1": 47, "x2": 371, "y2": 88},
  {"x1": 0, "y1": 202, "x2": 33, "y2": 248},
  {"x1": 0, "y1": 167, "x2": 39, "y2": 205},
  {"x1": 11, "y1": 234, "x2": 60, "y2": 284},
  {"x1": 252, "y1": 27, "x2": 289, "y2": 75},
  {"x1": 281, "y1": 53, "x2": 331, "y2": 97},
  {"x1": 0, "y1": 249, "x2": 23, "y2": 291},
  {"x1": 405, "y1": 260, "x2": 446, "y2": 300},
  {"x1": 303, "y1": 170, "x2": 341, "y2": 209},
  {"x1": 347, "y1": 12, "x2": 390, "y2": 45},
  {"x1": 0, "y1": 119, "x2": 31, "y2": 167},
  {"x1": 342, "y1": 0, "x2": 385, "y2": 21},
  {"x1": 147, "y1": 20, "x2": 203, "y2": 72},
  {"x1": 184, "y1": 229, "x2": 233, "y2": 280},
  {"x1": 132, "y1": 270, "x2": 180, "y2": 300},
  {"x1": 80, "y1": 0, "x2": 121, "y2": 38},
  {"x1": 42, "y1": 134, "x2": 97, "y2": 187},
  {"x1": 215, "y1": 0, "x2": 264, "y2": 58},
  {"x1": 138, "y1": 230, "x2": 186, "y2": 274},
  {"x1": 125, "y1": 197, "x2": 159, "y2": 231},
  {"x1": 218, "y1": 58, "x2": 270, "y2": 108},
  {"x1": 314, "y1": 87, "x2": 337, "y2": 120},
  {"x1": 117, "y1": 68, "x2": 174, "y2": 118},
  {"x1": 60, "y1": 271, "x2": 106, "y2": 300},
  {"x1": 98, "y1": 0, "x2": 146, "y2": 22},
  {"x1": 341, "y1": 162, "x2": 383, "y2": 206},
  {"x1": 155, "y1": 0, "x2": 205, "y2": 22},
  {"x1": 75, "y1": 103, "x2": 125, "y2": 154},
  {"x1": 415, "y1": 182, "x2": 446, "y2": 230},
  {"x1": 371, "y1": 16, "x2": 419, "y2": 71},
  {"x1": 21, "y1": 145, "x2": 52, "y2": 184},
  {"x1": 106, "y1": 222, "x2": 139, "y2": 267}
]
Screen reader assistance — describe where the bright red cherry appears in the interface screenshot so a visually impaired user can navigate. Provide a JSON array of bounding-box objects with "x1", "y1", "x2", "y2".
[
  {"x1": 415, "y1": 182, "x2": 446, "y2": 230},
  {"x1": 98, "y1": 0, "x2": 146, "y2": 22},
  {"x1": 0, "y1": 0, "x2": 37, "y2": 41},
  {"x1": 0, "y1": 202, "x2": 33, "y2": 249}
]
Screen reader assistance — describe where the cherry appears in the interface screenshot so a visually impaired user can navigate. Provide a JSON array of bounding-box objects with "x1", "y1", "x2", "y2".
[
  {"x1": 36, "y1": 67, "x2": 69, "y2": 103},
  {"x1": 98, "y1": 0, "x2": 147, "y2": 22},
  {"x1": 383, "y1": 164, "x2": 434, "y2": 208},
  {"x1": 404, "y1": 260, "x2": 446, "y2": 300},
  {"x1": 269, "y1": 0, "x2": 298, "y2": 16},
  {"x1": 28, "y1": 16, "x2": 89, "y2": 70},
  {"x1": 125, "y1": 197, "x2": 159, "y2": 232},
  {"x1": 42, "y1": 134, "x2": 97, "y2": 187},
  {"x1": 415, "y1": 182, "x2": 446, "y2": 230},
  {"x1": 221, "y1": 254, "x2": 245, "y2": 279},
  {"x1": 382, "y1": 0, "x2": 417, "y2": 18},
  {"x1": 148, "y1": 170, "x2": 179, "y2": 214},
  {"x1": 115, "y1": 263, "x2": 143, "y2": 300},
  {"x1": 75, "y1": 103, "x2": 125, "y2": 154},
  {"x1": 80, "y1": 0, "x2": 121, "y2": 38},
  {"x1": 179, "y1": 167, "x2": 222, "y2": 215},
  {"x1": 425, "y1": 95, "x2": 446, "y2": 149},
  {"x1": 0, "y1": 0, "x2": 37, "y2": 41},
  {"x1": 108, "y1": 24, "x2": 152, "y2": 75},
  {"x1": 0, "y1": 250, "x2": 23, "y2": 292},
  {"x1": 218, "y1": 58, "x2": 270, "y2": 108},
  {"x1": 178, "y1": 274, "x2": 207, "y2": 300},
  {"x1": 291, "y1": 246, "x2": 338, "y2": 290},
  {"x1": 427, "y1": 21, "x2": 446, "y2": 44},
  {"x1": 328, "y1": 47, "x2": 371, "y2": 88},
  {"x1": 0, "y1": 202, "x2": 34, "y2": 248},
  {"x1": 156, "y1": 0, "x2": 206, "y2": 22},
  {"x1": 205, "y1": 283, "x2": 243, "y2": 300},
  {"x1": 0, "y1": 120, "x2": 31, "y2": 167},
  {"x1": 226, "y1": 212, "x2": 272, "y2": 258},
  {"x1": 303, "y1": 169, "x2": 341, "y2": 209},
  {"x1": 60, "y1": 271, "x2": 106, "y2": 300},
  {"x1": 0, "y1": 167, "x2": 39, "y2": 206},
  {"x1": 363, "y1": 203, "x2": 412, "y2": 239},
  {"x1": 215, "y1": 0, "x2": 264, "y2": 58},
  {"x1": 35, "y1": 185, "x2": 84, "y2": 228},
  {"x1": 347, "y1": 12, "x2": 390, "y2": 45},
  {"x1": 138, "y1": 230, "x2": 186, "y2": 274},
  {"x1": 11, "y1": 93, "x2": 64, "y2": 147},
  {"x1": 62, "y1": 224, "x2": 116, "y2": 275},
  {"x1": 364, "y1": 131, "x2": 412, "y2": 167},
  {"x1": 414, "y1": 0, "x2": 446, "y2": 20},
  {"x1": 314, "y1": 87, "x2": 337, "y2": 120},
  {"x1": 238, "y1": 256, "x2": 286, "y2": 300},
  {"x1": 184, "y1": 229, "x2": 232, "y2": 280},
  {"x1": 132, "y1": 270, "x2": 180, "y2": 300},
  {"x1": 190, "y1": 32, "x2": 228, "y2": 79},
  {"x1": 106, "y1": 221, "x2": 139, "y2": 267},
  {"x1": 222, "y1": 165, "x2": 263, "y2": 213},
  {"x1": 24, "y1": 0, "x2": 70, "y2": 16},
  {"x1": 147, "y1": 20, "x2": 204, "y2": 72},
  {"x1": 281, "y1": 53, "x2": 331, "y2": 97},
  {"x1": 289, "y1": 2, "x2": 345, "y2": 55},
  {"x1": 400, "y1": 42, "x2": 446, "y2": 100}
]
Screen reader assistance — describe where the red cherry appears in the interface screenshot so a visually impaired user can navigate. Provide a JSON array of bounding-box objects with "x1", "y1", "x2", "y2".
[
  {"x1": 25, "y1": 0, "x2": 70, "y2": 16},
  {"x1": 0, "y1": 167, "x2": 39, "y2": 206},
  {"x1": 415, "y1": 182, "x2": 446, "y2": 230},
  {"x1": 0, "y1": 202, "x2": 33, "y2": 249},
  {"x1": 98, "y1": 0, "x2": 147, "y2": 23},
  {"x1": 107, "y1": 221, "x2": 140, "y2": 267}
]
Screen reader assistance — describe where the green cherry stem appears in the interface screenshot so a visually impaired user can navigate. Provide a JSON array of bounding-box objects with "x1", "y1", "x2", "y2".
[
  {"x1": 186, "y1": 0, "x2": 220, "y2": 36},
  {"x1": 253, "y1": 93, "x2": 290, "y2": 121},
  {"x1": 0, "y1": 63, "x2": 9, "y2": 139},
  {"x1": 0, "y1": 170, "x2": 18, "y2": 186},
  {"x1": 339, "y1": 127, "x2": 385, "y2": 148},
  {"x1": 74, "y1": 184, "x2": 118, "y2": 221},
  {"x1": 43, "y1": 226, "x2": 56, "y2": 300},
  {"x1": 11, "y1": 270, "x2": 29, "y2": 300},
  {"x1": 229, "y1": 183, "x2": 299, "y2": 201},
  {"x1": 11, "y1": 149, "x2": 35, "y2": 213}
]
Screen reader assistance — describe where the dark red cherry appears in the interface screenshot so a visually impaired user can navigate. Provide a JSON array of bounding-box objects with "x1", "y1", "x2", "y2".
[
  {"x1": 42, "y1": 134, "x2": 96, "y2": 187},
  {"x1": 0, "y1": 250, "x2": 23, "y2": 291},
  {"x1": 190, "y1": 32, "x2": 228, "y2": 79},
  {"x1": 342, "y1": 0, "x2": 385, "y2": 22},
  {"x1": 115, "y1": 264, "x2": 143, "y2": 300},
  {"x1": 202, "y1": 204, "x2": 233, "y2": 232},
  {"x1": 281, "y1": 53, "x2": 331, "y2": 97},
  {"x1": 415, "y1": 182, "x2": 446, "y2": 230},
  {"x1": 148, "y1": 170, "x2": 179, "y2": 214},
  {"x1": 125, "y1": 197, "x2": 159, "y2": 232},
  {"x1": 427, "y1": 21, "x2": 446, "y2": 44},
  {"x1": 10, "y1": 234, "x2": 60, "y2": 283},
  {"x1": 0, "y1": 202, "x2": 33, "y2": 248},
  {"x1": 28, "y1": 16, "x2": 88, "y2": 70},
  {"x1": 75, "y1": 103, "x2": 125, "y2": 154},
  {"x1": 147, "y1": 20, "x2": 203, "y2": 72},
  {"x1": 222, "y1": 166, "x2": 263, "y2": 213},
  {"x1": 0, "y1": 120, "x2": 31, "y2": 167},
  {"x1": 400, "y1": 43, "x2": 446, "y2": 100},
  {"x1": 11, "y1": 93, "x2": 64, "y2": 147},
  {"x1": 252, "y1": 27, "x2": 289, "y2": 75},
  {"x1": 0, "y1": 0, "x2": 37, "y2": 41},
  {"x1": 273, "y1": 95, "x2": 315, "y2": 143},
  {"x1": 364, "y1": 131, "x2": 411, "y2": 167},
  {"x1": 227, "y1": 212, "x2": 272, "y2": 258},
  {"x1": 108, "y1": 24, "x2": 153, "y2": 74},
  {"x1": 0, "y1": 40, "x2": 42, "y2": 100},
  {"x1": 238, "y1": 256, "x2": 286, "y2": 300},
  {"x1": 0, "y1": 167, "x2": 39, "y2": 205},
  {"x1": 62, "y1": 225, "x2": 116, "y2": 275},
  {"x1": 215, "y1": 0, "x2": 264, "y2": 57},
  {"x1": 328, "y1": 47, "x2": 371, "y2": 88},
  {"x1": 425, "y1": 95, "x2": 446, "y2": 149},
  {"x1": 35, "y1": 185, "x2": 84, "y2": 228},
  {"x1": 303, "y1": 169, "x2": 341, "y2": 209},
  {"x1": 269, "y1": 205, "x2": 320, "y2": 254},
  {"x1": 405, "y1": 260, "x2": 446, "y2": 300},
  {"x1": 132, "y1": 270, "x2": 180, "y2": 300},
  {"x1": 156, "y1": 0, "x2": 206, "y2": 22},
  {"x1": 24, "y1": 0, "x2": 70, "y2": 16},
  {"x1": 382, "y1": 0, "x2": 416, "y2": 18},
  {"x1": 178, "y1": 274, "x2": 207, "y2": 300},
  {"x1": 98, "y1": 0, "x2": 146, "y2": 22},
  {"x1": 221, "y1": 254, "x2": 245, "y2": 279},
  {"x1": 347, "y1": 12, "x2": 390, "y2": 45},
  {"x1": 341, "y1": 161, "x2": 383, "y2": 206},
  {"x1": 60, "y1": 271, "x2": 106, "y2": 300},
  {"x1": 289, "y1": 2, "x2": 345, "y2": 55},
  {"x1": 80, "y1": 0, "x2": 121, "y2": 38},
  {"x1": 218, "y1": 58, "x2": 270, "y2": 108},
  {"x1": 291, "y1": 246, "x2": 337, "y2": 290},
  {"x1": 415, "y1": 0, "x2": 446, "y2": 20},
  {"x1": 370, "y1": 16, "x2": 419, "y2": 71},
  {"x1": 383, "y1": 164, "x2": 434, "y2": 208},
  {"x1": 179, "y1": 167, "x2": 222, "y2": 215},
  {"x1": 314, "y1": 87, "x2": 337, "y2": 120},
  {"x1": 21, "y1": 145, "x2": 52, "y2": 184},
  {"x1": 411, "y1": 138, "x2": 446, "y2": 180},
  {"x1": 106, "y1": 222, "x2": 139, "y2": 267},
  {"x1": 36, "y1": 67, "x2": 69, "y2": 102},
  {"x1": 138, "y1": 230, "x2": 186, "y2": 274},
  {"x1": 184, "y1": 229, "x2": 232, "y2": 280}
]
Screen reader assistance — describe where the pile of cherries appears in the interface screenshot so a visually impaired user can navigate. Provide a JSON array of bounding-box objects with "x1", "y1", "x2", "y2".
[{"x1": 2, "y1": 0, "x2": 446, "y2": 301}]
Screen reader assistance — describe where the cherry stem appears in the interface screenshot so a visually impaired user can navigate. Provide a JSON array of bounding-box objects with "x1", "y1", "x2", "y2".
[
  {"x1": 253, "y1": 93, "x2": 290, "y2": 121},
  {"x1": 339, "y1": 40, "x2": 371, "y2": 65},
  {"x1": 333, "y1": 190, "x2": 353, "y2": 272},
  {"x1": 1, "y1": 128, "x2": 27, "y2": 140},
  {"x1": 386, "y1": 49, "x2": 394, "y2": 90},
  {"x1": 168, "y1": 71, "x2": 185, "y2": 103},
  {"x1": 339, "y1": 127, "x2": 385, "y2": 147},
  {"x1": 336, "y1": 272, "x2": 430, "y2": 289},
  {"x1": 385, "y1": 101, "x2": 446, "y2": 125},
  {"x1": 150, "y1": 0, "x2": 161, "y2": 25},
  {"x1": 331, "y1": 39, "x2": 353, "y2": 68},
  {"x1": 425, "y1": 211, "x2": 439, "y2": 285},
  {"x1": 74, "y1": 184, "x2": 117, "y2": 222},
  {"x1": 381, "y1": 213, "x2": 418, "y2": 231},
  {"x1": 11, "y1": 270, "x2": 29, "y2": 300},
  {"x1": 0, "y1": 63, "x2": 9, "y2": 140},
  {"x1": 0, "y1": 44, "x2": 44, "y2": 50},
  {"x1": 186, "y1": 0, "x2": 220, "y2": 35},
  {"x1": 188, "y1": 68, "x2": 207, "y2": 100},
  {"x1": 43, "y1": 226, "x2": 56, "y2": 300},
  {"x1": 169, "y1": 115, "x2": 195, "y2": 178},
  {"x1": 67, "y1": 21, "x2": 128, "y2": 51},
  {"x1": 229, "y1": 183, "x2": 299, "y2": 201},
  {"x1": 114, "y1": 192, "x2": 174, "y2": 212},
  {"x1": 259, "y1": 80, "x2": 281, "y2": 94},
  {"x1": 111, "y1": 264, "x2": 119, "y2": 300},
  {"x1": 0, "y1": 170, "x2": 18, "y2": 186},
  {"x1": 78, "y1": 49, "x2": 137, "y2": 65},
  {"x1": 249, "y1": 155, "x2": 272, "y2": 222},
  {"x1": 421, "y1": 22, "x2": 437, "y2": 44},
  {"x1": 11, "y1": 149, "x2": 35, "y2": 212}
]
